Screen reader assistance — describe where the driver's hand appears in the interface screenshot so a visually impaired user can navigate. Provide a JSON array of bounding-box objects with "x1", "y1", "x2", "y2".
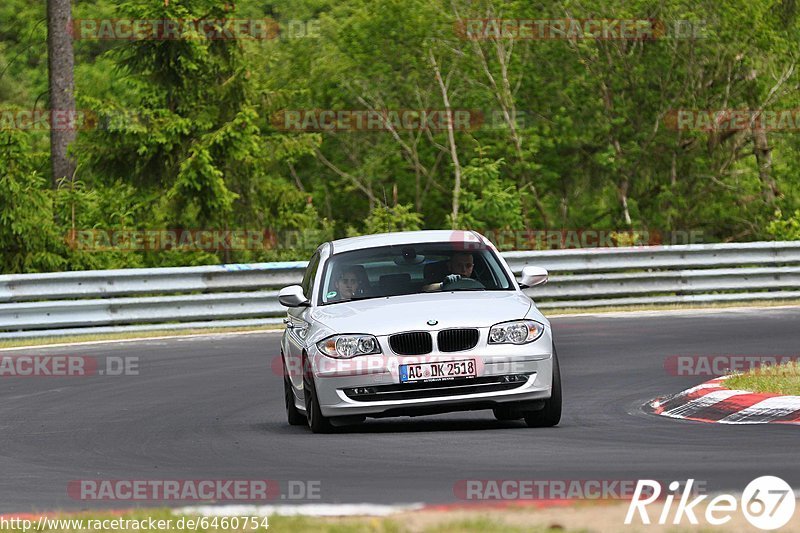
[{"x1": 443, "y1": 274, "x2": 461, "y2": 287}]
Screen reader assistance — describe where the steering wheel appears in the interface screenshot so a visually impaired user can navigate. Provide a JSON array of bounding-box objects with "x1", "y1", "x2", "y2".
[{"x1": 444, "y1": 277, "x2": 485, "y2": 290}]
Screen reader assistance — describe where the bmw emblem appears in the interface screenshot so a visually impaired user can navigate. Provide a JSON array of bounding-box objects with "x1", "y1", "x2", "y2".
[{"x1": 427, "y1": 319, "x2": 438, "y2": 326}]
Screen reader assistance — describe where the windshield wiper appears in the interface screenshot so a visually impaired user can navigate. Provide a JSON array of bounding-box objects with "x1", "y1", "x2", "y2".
[
  {"x1": 326, "y1": 294, "x2": 377, "y2": 304},
  {"x1": 347, "y1": 294, "x2": 377, "y2": 301}
]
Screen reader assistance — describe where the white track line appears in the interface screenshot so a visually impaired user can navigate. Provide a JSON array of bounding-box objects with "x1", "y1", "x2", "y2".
[
  {"x1": 552, "y1": 303, "x2": 800, "y2": 319},
  {"x1": 174, "y1": 503, "x2": 424, "y2": 517},
  {"x1": 0, "y1": 329, "x2": 282, "y2": 352}
]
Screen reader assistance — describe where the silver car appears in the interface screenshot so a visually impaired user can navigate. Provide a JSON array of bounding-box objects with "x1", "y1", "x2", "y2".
[{"x1": 278, "y1": 230, "x2": 561, "y2": 432}]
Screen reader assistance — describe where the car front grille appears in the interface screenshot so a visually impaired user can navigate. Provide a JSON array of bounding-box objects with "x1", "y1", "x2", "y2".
[
  {"x1": 437, "y1": 328, "x2": 479, "y2": 352},
  {"x1": 343, "y1": 374, "x2": 532, "y2": 402},
  {"x1": 389, "y1": 332, "x2": 432, "y2": 355}
]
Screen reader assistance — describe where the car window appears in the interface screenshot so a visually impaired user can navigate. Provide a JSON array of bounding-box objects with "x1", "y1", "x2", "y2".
[
  {"x1": 301, "y1": 252, "x2": 320, "y2": 300},
  {"x1": 319, "y1": 242, "x2": 512, "y2": 305}
]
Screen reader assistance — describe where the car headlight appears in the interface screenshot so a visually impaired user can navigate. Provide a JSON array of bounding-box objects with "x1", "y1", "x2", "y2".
[
  {"x1": 316, "y1": 335, "x2": 381, "y2": 358},
  {"x1": 488, "y1": 320, "x2": 544, "y2": 345}
]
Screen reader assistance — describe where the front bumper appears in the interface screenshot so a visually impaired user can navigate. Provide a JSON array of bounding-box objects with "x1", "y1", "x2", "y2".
[{"x1": 310, "y1": 333, "x2": 554, "y2": 418}]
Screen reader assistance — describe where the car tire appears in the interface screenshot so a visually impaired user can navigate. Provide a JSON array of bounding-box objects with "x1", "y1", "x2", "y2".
[
  {"x1": 283, "y1": 356, "x2": 306, "y2": 426},
  {"x1": 303, "y1": 355, "x2": 334, "y2": 434},
  {"x1": 524, "y1": 344, "x2": 562, "y2": 428}
]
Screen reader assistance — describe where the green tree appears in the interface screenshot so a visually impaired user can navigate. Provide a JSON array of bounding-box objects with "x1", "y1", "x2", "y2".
[{"x1": 0, "y1": 131, "x2": 65, "y2": 272}]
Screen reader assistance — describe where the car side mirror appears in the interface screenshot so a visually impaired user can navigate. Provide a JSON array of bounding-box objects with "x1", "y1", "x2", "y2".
[
  {"x1": 519, "y1": 266, "x2": 548, "y2": 288},
  {"x1": 278, "y1": 285, "x2": 310, "y2": 307}
]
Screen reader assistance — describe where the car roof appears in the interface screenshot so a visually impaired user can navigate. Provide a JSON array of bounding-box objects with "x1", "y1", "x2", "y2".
[{"x1": 328, "y1": 230, "x2": 486, "y2": 254}]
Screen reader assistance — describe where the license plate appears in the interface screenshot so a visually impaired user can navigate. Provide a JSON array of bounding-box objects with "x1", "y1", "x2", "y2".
[{"x1": 400, "y1": 360, "x2": 477, "y2": 383}]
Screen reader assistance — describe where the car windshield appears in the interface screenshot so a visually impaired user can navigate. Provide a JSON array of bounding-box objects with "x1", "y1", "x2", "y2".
[{"x1": 319, "y1": 242, "x2": 513, "y2": 305}]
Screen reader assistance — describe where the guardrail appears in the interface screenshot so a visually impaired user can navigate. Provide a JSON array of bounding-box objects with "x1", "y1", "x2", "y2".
[{"x1": 1, "y1": 241, "x2": 799, "y2": 338}]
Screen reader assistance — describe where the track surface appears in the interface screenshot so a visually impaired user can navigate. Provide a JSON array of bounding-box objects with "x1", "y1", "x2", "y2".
[{"x1": 1, "y1": 308, "x2": 799, "y2": 512}]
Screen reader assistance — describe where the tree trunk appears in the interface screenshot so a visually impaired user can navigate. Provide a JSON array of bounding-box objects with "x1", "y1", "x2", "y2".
[
  {"x1": 752, "y1": 127, "x2": 777, "y2": 203},
  {"x1": 429, "y1": 51, "x2": 462, "y2": 228},
  {"x1": 618, "y1": 178, "x2": 632, "y2": 226},
  {"x1": 47, "y1": 0, "x2": 77, "y2": 189}
]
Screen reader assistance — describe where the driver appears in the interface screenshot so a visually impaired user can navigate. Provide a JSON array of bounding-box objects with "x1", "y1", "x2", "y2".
[
  {"x1": 423, "y1": 252, "x2": 474, "y2": 291},
  {"x1": 332, "y1": 268, "x2": 363, "y2": 300}
]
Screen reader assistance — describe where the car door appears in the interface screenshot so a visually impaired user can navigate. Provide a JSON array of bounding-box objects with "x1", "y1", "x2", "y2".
[{"x1": 284, "y1": 250, "x2": 320, "y2": 398}]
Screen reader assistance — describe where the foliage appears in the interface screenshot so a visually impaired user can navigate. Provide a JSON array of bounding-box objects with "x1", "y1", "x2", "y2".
[
  {"x1": 456, "y1": 156, "x2": 523, "y2": 234},
  {"x1": 767, "y1": 209, "x2": 800, "y2": 241},
  {"x1": 356, "y1": 203, "x2": 424, "y2": 235},
  {"x1": 0, "y1": 131, "x2": 65, "y2": 272},
  {"x1": 1, "y1": 0, "x2": 800, "y2": 273}
]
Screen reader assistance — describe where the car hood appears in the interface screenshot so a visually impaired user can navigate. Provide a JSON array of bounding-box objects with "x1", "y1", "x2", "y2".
[{"x1": 309, "y1": 291, "x2": 533, "y2": 336}]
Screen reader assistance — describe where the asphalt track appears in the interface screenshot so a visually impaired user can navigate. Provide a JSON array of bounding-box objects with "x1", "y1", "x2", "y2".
[{"x1": 1, "y1": 307, "x2": 799, "y2": 512}]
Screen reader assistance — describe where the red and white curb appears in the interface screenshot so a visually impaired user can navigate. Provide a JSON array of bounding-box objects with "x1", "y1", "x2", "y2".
[{"x1": 649, "y1": 376, "x2": 800, "y2": 424}]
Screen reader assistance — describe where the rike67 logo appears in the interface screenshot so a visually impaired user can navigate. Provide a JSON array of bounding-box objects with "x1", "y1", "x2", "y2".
[{"x1": 625, "y1": 477, "x2": 795, "y2": 530}]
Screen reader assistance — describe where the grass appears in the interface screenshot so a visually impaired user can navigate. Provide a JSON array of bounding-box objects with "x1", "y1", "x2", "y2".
[
  {"x1": 0, "y1": 325, "x2": 281, "y2": 350},
  {"x1": 725, "y1": 361, "x2": 800, "y2": 395},
  {"x1": 416, "y1": 517, "x2": 568, "y2": 533}
]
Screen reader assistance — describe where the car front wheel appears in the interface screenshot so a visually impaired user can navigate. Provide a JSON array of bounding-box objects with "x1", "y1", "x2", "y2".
[
  {"x1": 303, "y1": 354, "x2": 334, "y2": 434},
  {"x1": 283, "y1": 355, "x2": 305, "y2": 426},
  {"x1": 524, "y1": 345, "x2": 562, "y2": 428}
]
